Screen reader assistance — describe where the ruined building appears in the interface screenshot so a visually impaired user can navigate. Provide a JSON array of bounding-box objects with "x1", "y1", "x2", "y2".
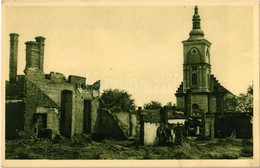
[
  {"x1": 6, "y1": 33, "x2": 101, "y2": 139},
  {"x1": 175, "y1": 6, "x2": 234, "y2": 117}
]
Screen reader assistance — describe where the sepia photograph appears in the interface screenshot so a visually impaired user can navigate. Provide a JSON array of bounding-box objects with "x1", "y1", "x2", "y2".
[{"x1": 1, "y1": 0, "x2": 259, "y2": 167}]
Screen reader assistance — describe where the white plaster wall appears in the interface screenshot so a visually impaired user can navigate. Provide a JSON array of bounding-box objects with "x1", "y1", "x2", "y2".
[
  {"x1": 144, "y1": 122, "x2": 159, "y2": 145},
  {"x1": 131, "y1": 114, "x2": 137, "y2": 137},
  {"x1": 168, "y1": 119, "x2": 186, "y2": 125}
]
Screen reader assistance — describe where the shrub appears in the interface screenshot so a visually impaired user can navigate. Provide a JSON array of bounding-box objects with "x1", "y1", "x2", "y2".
[
  {"x1": 16, "y1": 148, "x2": 30, "y2": 159},
  {"x1": 241, "y1": 147, "x2": 253, "y2": 157},
  {"x1": 91, "y1": 152, "x2": 102, "y2": 159},
  {"x1": 242, "y1": 139, "x2": 253, "y2": 145},
  {"x1": 143, "y1": 149, "x2": 152, "y2": 159}
]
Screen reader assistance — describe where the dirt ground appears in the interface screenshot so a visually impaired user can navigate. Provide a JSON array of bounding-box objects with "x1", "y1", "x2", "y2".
[{"x1": 5, "y1": 136, "x2": 253, "y2": 159}]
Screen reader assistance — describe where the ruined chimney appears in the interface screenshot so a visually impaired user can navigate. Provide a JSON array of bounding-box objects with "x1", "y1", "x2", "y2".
[
  {"x1": 25, "y1": 41, "x2": 40, "y2": 70},
  {"x1": 35, "y1": 36, "x2": 45, "y2": 72},
  {"x1": 9, "y1": 33, "x2": 19, "y2": 83}
]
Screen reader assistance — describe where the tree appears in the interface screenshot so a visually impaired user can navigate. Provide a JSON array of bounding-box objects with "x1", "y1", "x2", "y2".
[
  {"x1": 143, "y1": 101, "x2": 162, "y2": 110},
  {"x1": 247, "y1": 84, "x2": 253, "y2": 95},
  {"x1": 223, "y1": 94, "x2": 237, "y2": 112},
  {"x1": 164, "y1": 102, "x2": 176, "y2": 110},
  {"x1": 236, "y1": 85, "x2": 253, "y2": 113},
  {"x1": 100, "y1": 89, "x2": 136, "y2": 112}
]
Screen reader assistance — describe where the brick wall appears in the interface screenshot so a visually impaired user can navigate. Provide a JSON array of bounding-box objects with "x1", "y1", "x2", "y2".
[
  {"x1": 36, "y1": 107, "x2": 59, "y2": 139},
  {"x1": 191, "y1": 94, "x2": 208, "y2": 112},
  {"x1": 6, "y1": 79, "x2": 24, "y2": 100},
  {"x1": 24, "y1": 79, "x2": 60, "y2": 136}
]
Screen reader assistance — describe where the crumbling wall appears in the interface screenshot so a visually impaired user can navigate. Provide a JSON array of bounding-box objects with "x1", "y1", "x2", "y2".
[
  {"x1": 111, "y1": 111, "x2": 138, "y2": 137},
  {"x1": 24, "y1": 79, "x2": 60, "y2": 136},
  {"x1": 93, "y1": 108, "x2": 127, "y2": 140},
  {"x1": 114, "y1": 112, "x2": 130, "y2": 136},
  {"x1": 73, "y1": 93, "x2": 84, "y2": 135},
  {"x1": 41, "y1": 75, "x2": 99, "y2": 137},
  {"x1": 36, "y1": 81, "x2": 74, "y2": 106},
  {"x1": 36, "y1": 107, "x2": 59, "y2": 139},
  {"x1": 25, "y1": 74, "x2": 74, "y2": 137},
  {"x1": 139, "y1": 110, "x2": 160, "y2": 145},
  {"x1": 47, "y1": 72, "x2": 67, "y2": 84},
  {"x1": 90, "y1": 92, "x2": 99, "y2": 134},
  {"x1": 24, "y1": 72, "x2": 100, "y2": 138},
  {"x1": 130, "y1": 111, "x2": 138, "y2": 137},
  {"x1": 5, "y1": 76, "x2": 26, "y2": 140},
  {"x1": 5, "y1": 101, "x2": 25, "y2": 139},
  {"x1": 73, "y1": 90, "x2": 97, "y2": 135},
  {"x1": 5, "y1": 77, "x2": 25, "y2": 100},
  {"x1": 6, "y1": 33, "x2": 101, "y2": 140}
]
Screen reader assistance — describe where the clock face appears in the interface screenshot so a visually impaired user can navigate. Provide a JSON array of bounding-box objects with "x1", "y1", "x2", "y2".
[{"x1": 191, "y1": 48, "x2": 198, "y2": 55}]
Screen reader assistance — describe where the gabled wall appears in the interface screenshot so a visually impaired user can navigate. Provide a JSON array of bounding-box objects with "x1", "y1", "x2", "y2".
[
  {"x1": 23, "y1": 78, "x2": 60, "y2": 136},
  {"x1": 93, "y1": 108, "x2": 128, "y2": 140}
]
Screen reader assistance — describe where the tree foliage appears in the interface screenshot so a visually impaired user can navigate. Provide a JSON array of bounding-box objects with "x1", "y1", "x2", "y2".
[
  {"x1": 236, "y1": 85, "x2": 253, "y2": 112},
  {"x1": 143, "y1": 101, "x2": 162, "y2": 110},
  {"x1": 224, "y1": 85, "x2": 253, "y2": 113},
  {"x1": 100, "y1": 89, "x2": 136, "y2": 112},
  {"x1": 223, "y1": 94, "x2": 238, "y2": 112},
  {"x1": 164, "y1": 102, "x2": 176, "y2": 110}
]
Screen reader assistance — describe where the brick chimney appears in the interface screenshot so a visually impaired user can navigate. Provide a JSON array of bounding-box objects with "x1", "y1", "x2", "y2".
[
  {"x1": 25, "y1": 41, "x2": 40, "y2": 70},
  {"x1": 9, "y1": 33, "x2": 19, "y2": 83},
  {"x1": 35, "y1": 36, "x2": 45, "y2": 72}
]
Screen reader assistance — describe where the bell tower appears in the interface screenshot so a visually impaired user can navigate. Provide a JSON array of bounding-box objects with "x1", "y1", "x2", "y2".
[
  {"x1": 176, "y1": 6, "x2": 233, "y2": 118},
  {"x1": 183, "y1": 6, "x2": 212, "y2": 94},
  {"x1": 181, "y1": 6, "x2": 212, "y2": 116}
]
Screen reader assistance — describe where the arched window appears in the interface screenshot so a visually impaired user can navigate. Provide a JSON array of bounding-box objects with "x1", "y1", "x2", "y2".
[
  {"x1": 192, "y1": 73, "x2": 198, "y2": 85},
  {"x1": 192, "y1": 104, "x2": 200, "y2": 112},
  {"x1": 192, "y1": 104, "x2": 200, "y2": 117}
]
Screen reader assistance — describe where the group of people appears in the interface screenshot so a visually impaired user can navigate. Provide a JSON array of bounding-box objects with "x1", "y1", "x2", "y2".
[{"x1": 156, "y1": 122, "x2": 185, "y2": 145}]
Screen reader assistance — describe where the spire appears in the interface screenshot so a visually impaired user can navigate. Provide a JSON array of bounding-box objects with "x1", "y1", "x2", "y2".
[
  {"x1": 195, "y1": 5, "x2": 198, "y2": 14},
  {"x1": 188, "y1": 6, "x2": 204, "y2": 40},
  {"x1": 192, "y1": 6, "x2": 200, "y2": 29}
]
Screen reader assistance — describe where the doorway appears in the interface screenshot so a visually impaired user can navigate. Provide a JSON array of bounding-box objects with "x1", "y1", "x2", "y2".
[
  {"x1": 36, "y1": 113, "x2": 50, "y2": 138},
  {"x1": 38, "y1": 113, "x2": 47, "y2": 130},
  {"x1": 60, "y1": 90, "x2": 73, "y2": 138}
]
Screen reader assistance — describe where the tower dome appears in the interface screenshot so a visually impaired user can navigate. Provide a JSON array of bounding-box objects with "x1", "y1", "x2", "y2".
[{"x1": 189, "y1": 6, "x2": 205, "y2": 40}]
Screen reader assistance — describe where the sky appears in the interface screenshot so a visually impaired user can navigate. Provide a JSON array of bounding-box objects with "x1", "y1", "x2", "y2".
[{"x1": 3, "y1": 4, "x2": 255, "y2": 107}]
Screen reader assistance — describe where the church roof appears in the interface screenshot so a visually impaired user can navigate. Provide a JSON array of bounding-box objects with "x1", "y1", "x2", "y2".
[
  {"x1": 210, "y1": 75, "x2": 234, "y2": 95},
  {"x1": 175, "y1": 75, "x2": 234, "y2": 96}
]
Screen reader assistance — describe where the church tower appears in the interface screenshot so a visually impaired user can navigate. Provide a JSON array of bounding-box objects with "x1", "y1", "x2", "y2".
[
  {"x1": 182, "y1": 6, "x2": 212, "y2": 116},
  {"x1": 176, "y1": 6, "x2": 212, "y2": 117},
  {"x1": 183, "y1": 6, "x2": 211, "y2": 94},
  {"x1": 175, "y1": 6, "x2": 233, "y2": 117}
]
